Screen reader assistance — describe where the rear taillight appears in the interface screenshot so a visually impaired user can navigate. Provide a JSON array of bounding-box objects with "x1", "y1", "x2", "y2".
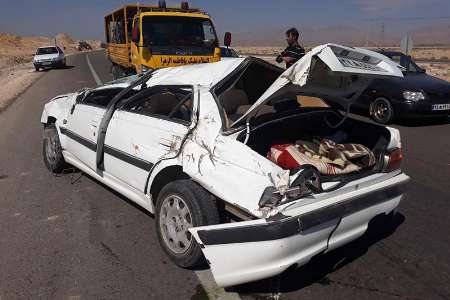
[{"x1": 384, "y1": 148, "x2": 403, "y2": 172}]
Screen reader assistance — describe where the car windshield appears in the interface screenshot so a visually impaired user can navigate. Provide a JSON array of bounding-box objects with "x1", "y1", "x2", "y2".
[
  {"x1": 387, "y1": 54, "x2": 421, "y2": 73},
  {"x1": 142, "y1": 16, "x2": 218, "y2": 48},
  {"x1": 36, "y1": 47, "x2": 59, "y2": 55}
]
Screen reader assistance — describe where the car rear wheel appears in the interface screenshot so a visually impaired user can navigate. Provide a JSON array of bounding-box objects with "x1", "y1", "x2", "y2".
[
  {"x1": 371, "y1": 97, "x2": 395, "y2": 124},
  {"x1": 43, "y1": 125, "x2": 66, "y2": 173},
  {"x1": 156, "y1": 180, "x2": 219, "y2": 268}
]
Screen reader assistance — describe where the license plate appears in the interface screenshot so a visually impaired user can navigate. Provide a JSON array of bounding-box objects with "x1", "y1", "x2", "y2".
[
  {"x1": 42, "y1": 62, "x2": 51, "y2": 65},
  {"x1": 432, "y1": 104, "x2": 450, "y2": 111}
]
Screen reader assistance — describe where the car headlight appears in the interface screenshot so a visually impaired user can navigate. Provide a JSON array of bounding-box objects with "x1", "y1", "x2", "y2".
[{"x1": 403, "y1": 90, "x2": 425, "y2": 101}]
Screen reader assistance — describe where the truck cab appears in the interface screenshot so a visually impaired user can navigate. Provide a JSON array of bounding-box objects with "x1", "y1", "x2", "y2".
[{"x1": 105, "y1": 1, "x2": 221, "y2": 79}]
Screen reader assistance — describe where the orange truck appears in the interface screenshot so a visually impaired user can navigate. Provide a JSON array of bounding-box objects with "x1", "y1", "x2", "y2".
[{"x1": 104, "y1": 1, "x2": 222, "y2": 79}]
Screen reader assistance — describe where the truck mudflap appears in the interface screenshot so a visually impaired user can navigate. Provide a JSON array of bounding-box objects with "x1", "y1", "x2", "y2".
[{"x1": 189, "y1": 172, "x2": 409, "y2": 287}]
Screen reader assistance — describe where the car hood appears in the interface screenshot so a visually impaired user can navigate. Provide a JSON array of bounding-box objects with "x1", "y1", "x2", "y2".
[
  {"x1": 232, "y1": 43, "x2": 403, "y2": 126},
  {"x1": 379, "y1": 72, "x2": 450, "y2": 93},
  {"x1": 34, "y1": 53, "x2": 60, "y2": 60}
]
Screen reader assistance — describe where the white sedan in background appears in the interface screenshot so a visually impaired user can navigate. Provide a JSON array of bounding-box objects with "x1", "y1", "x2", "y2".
[
  {"x1": 41, "y1": 43, "x2": 409, "y2": 287},
  {"x1": 33, "y1": 46, "x2": 66, "y2": 71}
]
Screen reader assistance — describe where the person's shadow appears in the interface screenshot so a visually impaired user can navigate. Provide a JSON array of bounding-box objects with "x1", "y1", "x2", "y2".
[{"x1": 227, "y1": 212, "x2": 405, "y2": 295}]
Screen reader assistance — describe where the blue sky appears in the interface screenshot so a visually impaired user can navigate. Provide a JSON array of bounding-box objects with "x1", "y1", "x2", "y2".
[{"x1": 0, "y1": 0, "x2": 449, "y2": 41}]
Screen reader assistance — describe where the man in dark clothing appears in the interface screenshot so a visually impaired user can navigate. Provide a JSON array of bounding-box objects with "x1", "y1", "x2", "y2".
[{"x1": 276, "y1": 27, "x2": 305, "y2": 68}]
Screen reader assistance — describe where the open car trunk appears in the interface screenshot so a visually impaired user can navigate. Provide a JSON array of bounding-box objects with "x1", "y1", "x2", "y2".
[
  {"x1": 239, "y1": 109, "x2": 391, "y2": 179},
  {"x1": 215, "y1": 43, "x2": 404, "y2": 179}
]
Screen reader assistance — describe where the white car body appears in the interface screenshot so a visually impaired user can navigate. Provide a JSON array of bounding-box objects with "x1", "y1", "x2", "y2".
[
  {"x1": 41, "y1": 44, "x2": 409, "y2": 287},
  {"x1": 34, "y1": 45, "x2": 66, "y2": 69}
]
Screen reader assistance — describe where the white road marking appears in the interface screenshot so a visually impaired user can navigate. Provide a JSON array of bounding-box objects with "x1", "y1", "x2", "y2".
[
  {"x1": 46, "y1": 215, "x2": 59, "y2": 221},
  {"x1": 86, "y1": 54, "x2": 103, "y2": 86},
  {"x1": 194, "y1": 269, "x2": 241, "y2": 299}
]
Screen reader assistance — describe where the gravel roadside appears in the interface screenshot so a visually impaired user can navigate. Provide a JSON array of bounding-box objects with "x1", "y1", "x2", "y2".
[{"x1": 0, "y1": 63, "x2": 43, "y2": 112}]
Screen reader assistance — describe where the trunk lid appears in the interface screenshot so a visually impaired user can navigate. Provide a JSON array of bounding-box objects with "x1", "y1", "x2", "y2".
[{"x1": 232, "y1": 43, "x2": 403, "y2": 127}]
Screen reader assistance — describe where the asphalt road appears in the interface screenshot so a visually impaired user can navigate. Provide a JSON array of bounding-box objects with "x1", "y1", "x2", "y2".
[{"x1": 0, "y1": 51, "x2": 449, "y2": 300}]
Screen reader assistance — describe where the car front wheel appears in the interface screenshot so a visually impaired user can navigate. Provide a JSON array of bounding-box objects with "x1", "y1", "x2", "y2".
[
  {"x1": 43, "y1": 125, "x2": 66, "y2": 173},
  {"x1": 370, "y1": 97, "x2": 395, "y2": 124},
  {"x1": 156, "y1": 180, "x2": 219, "y2": 268}
]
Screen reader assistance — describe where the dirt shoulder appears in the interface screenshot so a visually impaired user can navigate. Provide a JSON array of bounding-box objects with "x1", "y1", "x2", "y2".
[{"x1": 0, "y1": 62, "x2": 43, "y2": 112}]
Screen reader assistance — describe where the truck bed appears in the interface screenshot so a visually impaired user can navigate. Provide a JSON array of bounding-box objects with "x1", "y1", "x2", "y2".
[{"x1": 107, "y1": 43, "x2": 132, "y2": 68}]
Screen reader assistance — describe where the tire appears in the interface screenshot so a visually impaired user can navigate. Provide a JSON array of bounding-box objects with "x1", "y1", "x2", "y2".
[
  {"x1": 156, "y1": 180, "x2": 219, "y2": 268},
  {"x1": 43, "y1": 125, "x2": 66, "y2": 173},
  {"x1": 35, "y1": 65, "x2": 39, "y2": 72},
  {"x1": 370, "y1": 97, "x2": 395, "y2": 124}
]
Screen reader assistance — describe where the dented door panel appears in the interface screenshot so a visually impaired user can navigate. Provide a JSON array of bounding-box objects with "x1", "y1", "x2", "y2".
[
  {"x1": 64, "y1": 104, "x2": 105, "y2": 170},
  {"x1": 104, "y1": 110, "x2": 189, "y2": 193}
]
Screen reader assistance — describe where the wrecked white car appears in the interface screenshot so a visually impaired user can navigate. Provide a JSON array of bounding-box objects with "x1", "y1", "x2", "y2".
[{"x1": 41, "y1": 44, "x2": 409, "y2": 287}]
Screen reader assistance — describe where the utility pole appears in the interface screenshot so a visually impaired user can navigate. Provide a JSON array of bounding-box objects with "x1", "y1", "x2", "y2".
[{"x1": 365, "y1": 21, "x2": 370, "y2": 47}]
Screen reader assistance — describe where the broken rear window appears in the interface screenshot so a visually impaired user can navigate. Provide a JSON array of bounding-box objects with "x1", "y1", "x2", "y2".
[{"x1": 214, "y1": 59, "x2": 282, "y2": 127}]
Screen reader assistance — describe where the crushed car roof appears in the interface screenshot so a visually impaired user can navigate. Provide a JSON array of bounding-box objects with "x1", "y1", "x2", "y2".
[{"x1": 102, "y1": 58, "x2": 246, "y2": 90}]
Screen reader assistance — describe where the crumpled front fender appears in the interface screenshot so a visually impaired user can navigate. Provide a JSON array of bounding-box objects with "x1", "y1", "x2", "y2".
[{"x1": 40, "y1": 93, "x2": 76, "y2": 124}]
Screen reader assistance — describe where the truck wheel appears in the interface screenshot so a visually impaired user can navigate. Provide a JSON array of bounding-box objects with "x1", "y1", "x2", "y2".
[
  {"x1": 370, "y1": 97, "x2": 395, "y2": 124},
  {"x1": 43, "y1": 125, "x2": 66, "y2": 173},
  {"x1": 156, "y1": 180, "x2": 219, "y2": 268}
]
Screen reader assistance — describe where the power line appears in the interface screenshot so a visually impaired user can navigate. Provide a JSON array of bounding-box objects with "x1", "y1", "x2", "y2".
[{"x1": 363, "y1": 16, "x2": 450, "y2": 22}]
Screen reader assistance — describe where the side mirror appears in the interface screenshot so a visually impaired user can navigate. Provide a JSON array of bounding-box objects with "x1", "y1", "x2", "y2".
[
  {"x1": 132, "y1": 25, "x2": 140, "y2": 44},
  {"x1": 224, "y1": 32, "x2": 232, "y2": 47}
]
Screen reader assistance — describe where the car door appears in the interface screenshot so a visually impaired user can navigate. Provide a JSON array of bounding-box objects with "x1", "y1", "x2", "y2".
[
  {"x1": 103, "y1": 85, "x2": 196, "y2": 193},
  {"x1": 64, "y1": 88, "x2": 123, "y2": 171}
]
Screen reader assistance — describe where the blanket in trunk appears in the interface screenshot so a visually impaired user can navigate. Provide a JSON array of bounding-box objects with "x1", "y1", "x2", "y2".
[{"x1": 268, "y1": 139, "x2": 376, "y2": 175}]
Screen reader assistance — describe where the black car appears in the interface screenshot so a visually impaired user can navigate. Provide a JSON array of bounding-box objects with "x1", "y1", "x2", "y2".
[{"x1": 353, "y1": 51, "x2": 450, "y2": 124}]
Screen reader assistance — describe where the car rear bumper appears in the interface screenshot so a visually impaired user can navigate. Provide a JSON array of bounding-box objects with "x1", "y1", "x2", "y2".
[{"x1": 189, "y1": 172, "x2": 409, "y2": 287}]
